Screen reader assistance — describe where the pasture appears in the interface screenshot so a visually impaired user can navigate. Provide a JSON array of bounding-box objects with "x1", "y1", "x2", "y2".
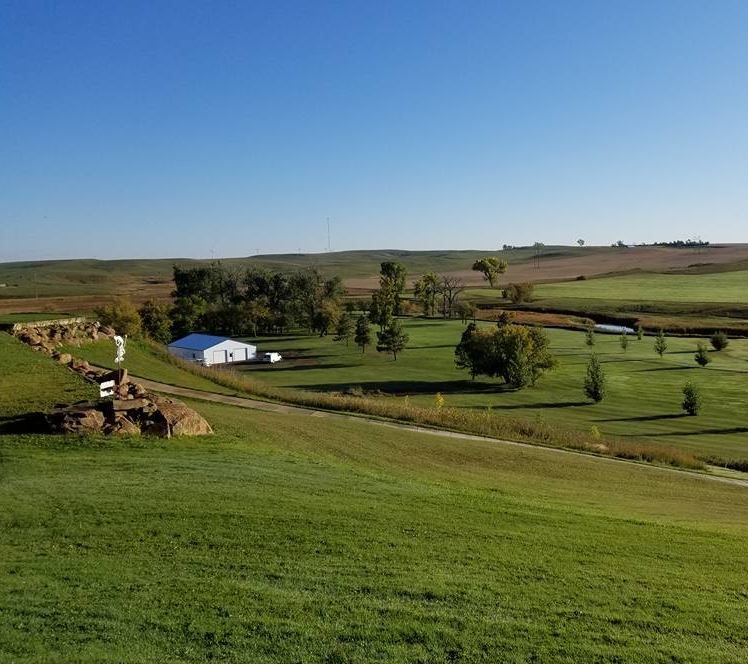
[
  {"x1": 1, "y1": 332, "x2": 748, "y2": 662},
  {"x1": 239, "y1": 319, "x2": 748, "y2": 460},
  {"x1": 63, "y1": 319, "x2": 748, "y2": 462}
]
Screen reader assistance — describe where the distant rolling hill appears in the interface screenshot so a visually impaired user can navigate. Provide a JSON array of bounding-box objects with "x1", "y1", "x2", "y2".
[{"x1": 1, "y1": 244, "x2": 747, "y2": 315}]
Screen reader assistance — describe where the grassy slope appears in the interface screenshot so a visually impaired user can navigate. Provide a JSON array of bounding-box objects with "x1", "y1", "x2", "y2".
[
  {"x1": 1, "y1": 334, "x2": 748, "y2": 662},
  {"x1": 62, "y1": 322, "x2": 748, "y2": 460},
  {"x1": 241, "y1": 320, "x2": 748, "y2": 459}
]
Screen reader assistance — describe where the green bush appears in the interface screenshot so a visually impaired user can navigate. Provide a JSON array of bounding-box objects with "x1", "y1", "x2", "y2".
[
  {"x1": 694, "y1": 342, "x2": 711, "y2": 367},
  {"x1": 583, "y1": 354, "x2": 606, "y2": 403},
  {"x1": 710, "y1": 331, "x2": 729, "y2": 351},
  {"x1": 682, "y1": 382, "x2": 702, "y2": 416}
]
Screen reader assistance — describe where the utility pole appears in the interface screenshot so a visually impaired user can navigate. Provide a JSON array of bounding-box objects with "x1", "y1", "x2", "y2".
[{"x1": 327, "y1": 218, "x2": 331, "y2": 252}]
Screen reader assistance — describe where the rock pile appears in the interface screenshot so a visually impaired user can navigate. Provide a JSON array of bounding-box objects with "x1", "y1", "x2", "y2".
[
  {"x1": 11, "y1": 318, "x2": 212, "y2": 438},
  {"x1": 12, "y1": 319, "x2": 114, "y2": 353},
  {"x1": 45, "y1": 394, "x2": 213, "y2": 438}
]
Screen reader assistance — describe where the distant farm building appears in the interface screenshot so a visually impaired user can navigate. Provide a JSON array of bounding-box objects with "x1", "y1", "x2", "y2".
[{"x1": 168, "y1": 334, "x2": 256, "y2": 366}]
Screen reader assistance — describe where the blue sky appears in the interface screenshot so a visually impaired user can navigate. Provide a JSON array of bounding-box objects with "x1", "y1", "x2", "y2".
[{"x1": 2, "y1": 1, "x2": 747, "y2": 260}]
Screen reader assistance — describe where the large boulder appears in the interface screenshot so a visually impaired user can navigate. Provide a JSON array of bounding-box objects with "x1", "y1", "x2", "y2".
[{"x1": 149, "y1": 396, "x2": 213, "y2": 437}]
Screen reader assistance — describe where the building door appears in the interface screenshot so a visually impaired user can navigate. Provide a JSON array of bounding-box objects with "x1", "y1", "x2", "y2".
[
  {"x1": 231, "y1": 348, "x2": 246, "y2": 362},
  {"x1": 212, "y1": 350, "x2": 227, "y2": 364}
]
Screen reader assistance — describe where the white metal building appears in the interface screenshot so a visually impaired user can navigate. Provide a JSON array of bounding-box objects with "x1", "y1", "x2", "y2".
[{"x1": 168, "y1": 333, "x2": 257, "y2": 366}]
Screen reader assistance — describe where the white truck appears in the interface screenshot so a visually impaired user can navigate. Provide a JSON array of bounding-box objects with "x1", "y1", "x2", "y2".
[{"x1": 262, "y1": 352, "x2": 282, "y2": 364}]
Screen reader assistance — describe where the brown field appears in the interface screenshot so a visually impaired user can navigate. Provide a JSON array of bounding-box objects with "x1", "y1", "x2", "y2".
[{"x1": 345, "y1": 244, "x2": 748, "y2": 291}]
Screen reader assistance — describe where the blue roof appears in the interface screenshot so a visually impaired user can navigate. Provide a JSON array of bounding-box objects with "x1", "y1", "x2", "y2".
[{"x1": 168, "y1": 333, "x2": 231, "y2": 351}]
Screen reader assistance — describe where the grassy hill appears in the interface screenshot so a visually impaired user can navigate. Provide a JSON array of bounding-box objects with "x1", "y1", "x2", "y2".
[{"x1": 1, "y1": 332, "x2": 748, "y2": 662}]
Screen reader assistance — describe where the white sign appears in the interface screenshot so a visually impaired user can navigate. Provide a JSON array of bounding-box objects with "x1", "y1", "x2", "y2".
[{"x1": 99, "y1": 379, "x2": 115, "y2": 398}]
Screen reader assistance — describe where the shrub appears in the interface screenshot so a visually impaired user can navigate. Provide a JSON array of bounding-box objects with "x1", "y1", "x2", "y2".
[
  {"x1": 96, "y1": 298, "x2": 142, "y2": 337},
  {"x1": 583, "y1": 354, "x2": 606, "y2": 403},
  {"x1": 585, "y1": 328, "x2": 595, "y2": 347},
  {"x1": 694, "y1": 342, "x2": 711, "y2": 367},
  {"x1": 710, "y1": 331, "x2": 729, "y2": 351},
  {"x1": 619, "y1": 333, "x2": 629, "y2": 352},
  {"x1": 682, "y1": 382, "x2": 702, "y2": 416},
  {"x1": 506, "y1": 282, "x2": 535, "y2": 304},
  {"x1": 575, "y1": 275, "x2": 587, "y2": 281},
  {"x1": 654, "y1": 329, "x2": 667, "y2": 357},
  {"x1": 636, "y1": 325, "x2": 643, "y2": 341},
  {"x1": 434, "y1": 392, "x2": 445, "y2": 409}
]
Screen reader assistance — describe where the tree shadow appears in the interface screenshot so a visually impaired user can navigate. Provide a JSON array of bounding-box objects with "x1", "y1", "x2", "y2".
[
  {"x1": 457, "y1": 400, "x2": 590, "y2": 410},
  {"x1": 636, "y1": 366, "x2": 693, "y2": 372},
  {"x1": 254, "y1": 362, "x2": 351, "y2": 373},
  {"x1": 292, "y1": 379, "x2": 503, "y2": 395},
  {"x1": 596, "y1": 413, "x2": 688, "y2": 422},
  {"x1": 619, "y1": 427, "x2": 748, "y2": 437}
]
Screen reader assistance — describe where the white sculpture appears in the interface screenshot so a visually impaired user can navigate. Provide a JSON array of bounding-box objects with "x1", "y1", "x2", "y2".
[{"x1": 114, "y1": 334, "x2": 127, "y2": 365}]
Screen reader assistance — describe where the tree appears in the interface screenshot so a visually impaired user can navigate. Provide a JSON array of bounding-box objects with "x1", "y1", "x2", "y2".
[
  {"x1": 376, "y1": 320, "x2": 409, "y2": 360},
  {"x1": 654, "y1": 329, "x2": 668, "y2": 357},
  {"x1": 577, "y1": 239, "x2": 585, "y2": 247},
  {"x1": 506, "y1": 282, "x2": 534, "y2": 304},
  {"x1": 454, "y1": 323, "x2": 556, "y2": 389},
  {"x1": 171, "y1": 294, "x2": 208, "y2": 338},
  {"x1": 694, "y1": 342, "x2": 711, "y2": 367},
  {"x1": 96, "y1": 298, "x2": 142, "y2": 337},
  {"x1": 454, "y1": 323, "x2": 482, "y2": 379},
  {"x1": 583, "y1": 355, "x2": 606, "y2": 403},
  {"x1": 636, "y1": 325, "x2": 644, "y2": 341},
  {"x1": 710, "y1": 331, "x2": 729, "y2": 351},
  {"x1": 471, "y1": 257, "x2": 508, "y2": 288},
  {"x1": 585, "y1": 327, "x2": 595, "y2": 347},
  {"x1": 333, "y1": 312, "x2": 355, "y2": 346},
  {"x1": 354, "y1": 315, "x2": 372, "y2": 353},
  {"x1": 619, "y1": 333, "x2": 629, "y2": 352},
  {"x1": 138, "y1": 300, "x2": 172, "y2": 343},
  {"x1": 413, "y1": 272, "x2": 440, "y2": 316},
  {"x1": 379, "y1": 261, "x2": 407, "y2": 315},
  {"x1": 682, "y1": 382, "x2": 702, "y2": 416},
  {"x1": 456, "y1": 301, "x2": 476, "y2": 324},
  {"x1": 439, "y1": 274, "x2": 465, "y2": 318}
]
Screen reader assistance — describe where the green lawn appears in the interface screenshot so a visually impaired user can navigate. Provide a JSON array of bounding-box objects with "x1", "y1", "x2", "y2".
[
  {"x1": 534, "y1": 270, "x2": 748, "y2": 303},
  {"x1": 236, "y1": 320, "x2": 748, "y2": 460},
  {"x1": 1, "y1": 332, "x2": 748, "y2": 662}
]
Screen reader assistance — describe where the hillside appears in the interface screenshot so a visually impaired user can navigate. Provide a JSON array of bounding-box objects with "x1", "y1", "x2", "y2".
[
  {"x1": 1, "y1": 332, "x2": 748, "y2": 661},
  {"x1": 2, "y1": 244, "x2": 748, "y2": 313}
]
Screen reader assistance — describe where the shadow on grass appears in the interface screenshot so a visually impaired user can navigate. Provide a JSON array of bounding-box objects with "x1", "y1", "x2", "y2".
[
  {"x1": 0, "y1": 413, "x2": 47, "y2": 435},
  {"x1": 292, "y1": 379, "x2": 503, "y2": 395},
  {"x1": 253, "y1": 362, "x2": 351, "y2": 373},
  {"x1": 456, "y1": 400, "x2": 590, "y2": 410},
  {"x1": 636, "y1": 366, "x2": 693, "y2": 372},
  {"x1": 596, "y1": 413, "x2": 688, "y2": 422},
  {"x1": 620, "y1": 427, "x2": 748, "y2": 437}
]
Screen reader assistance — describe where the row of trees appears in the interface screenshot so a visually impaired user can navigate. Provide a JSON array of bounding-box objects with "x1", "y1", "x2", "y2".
[{"x1": 171, "y1": 263, "x2": 345, "y2": 338}]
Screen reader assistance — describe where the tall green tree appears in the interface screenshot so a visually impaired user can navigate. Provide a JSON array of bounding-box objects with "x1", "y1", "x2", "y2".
[
  {"x1": 583, "y1": 355, "x2": 606, "y2": 403},
  {"x1": 138, "y1": 300, "x2": 172, "y2": 343},
  {"x1": 454, "y1": 323, "x2": 556, "y2": 389},
  {"x1": 413, "y1": 272, "x2": 440, "y2": 316},
  {"x1": 471, "y1": 257, "x2": 508, "y2": 288},
  {"x1": 333, "y1": 312, "x2": 355, "y2": 346},
  {"x1": 354, "y1": 315, "x2": 372, "y2": 353},
  {"x1": 96, "y1": 298, "x2": 142, "y2": 337},
  {"x1": 376, "y1": 320, "x2": 409, "y2": 360}
]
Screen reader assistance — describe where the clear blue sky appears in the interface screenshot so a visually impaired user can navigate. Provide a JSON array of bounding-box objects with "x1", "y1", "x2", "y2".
[{"x1": 2, "y1": 1, "x2": 747, "y2": 261}]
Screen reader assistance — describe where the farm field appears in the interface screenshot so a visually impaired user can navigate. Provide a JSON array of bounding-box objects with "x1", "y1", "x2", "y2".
[
  {"x1": 66, "y1": 320, "x2": 748, "y2": 462},
  {"x1": 534, "y1": 270, "x2": 748, "y2": 303},
  {"x1": 2, "y1": 332, "x2": 748, "y2": 662}
]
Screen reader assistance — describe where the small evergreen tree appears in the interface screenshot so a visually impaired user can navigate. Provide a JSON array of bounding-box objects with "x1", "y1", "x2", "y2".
[
  {"x1": 654, "y1": 329, "x2": 668, "y2": 357},
  {"x1": 694, "y1": 342, "x2": 711, "y2": 367},
  {"x1": 583, "y1": 355, "x2": 606, "y2": 403},
  {"x1": 354, "y1": 315, "x2": 372, "y2": 353},
  {"x1": 333, "y1": 312, "x2": 355, "y2": 346},
  {"x1": 710, "y1": 331, "x2": 729, "y2": 351},
  {"x1": 636, "y1": 325, "x2": 644, "y2": 341},
  {"x1": 585, "y1": 327, "x2": 595, "y2": 347},
  {"x1": 376, "y1": 320, "x2": 409, "y2": 360},
  {"x1": 682, "y1": 382, "x2": 702, "y2": 416},
  {"x1": 619, "y1": 333, "x2": 629, "y2": 352}
]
